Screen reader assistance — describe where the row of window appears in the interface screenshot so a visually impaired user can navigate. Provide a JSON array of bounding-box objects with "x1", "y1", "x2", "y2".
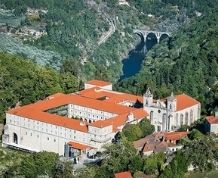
[
  {"x1": 8, "y1": 116, "x2": 84, "y2": 136},
  {"x1": 70, "y1": 104, "x2": 110, "y2": 115},
  {"x1": 24, "y1": 131, "x2": 78, "y2": 140},
  {"x1": 71, "y1": 110, "x2": 106, "y2": 120},
  {"x1": 150, "y1": 110, "x2": 195, "y2": 126}
]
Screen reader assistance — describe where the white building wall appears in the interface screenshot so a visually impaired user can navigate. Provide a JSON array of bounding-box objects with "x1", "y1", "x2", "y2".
[
  {"x1": 84, "y1": 84, "x2": 112, "y2": 90},
  {"x1": 144, "y1": 103, "x2": 200, "y2": 132},
  {"x1": 210, "y1": 124, "x2": 218, "y2": 134},
  {"x1": 143, "y1": 150, "x2": 153, "y2": 156},
  {"x1": 68, "y1": 104, "x2": 116, "y2": 122},
  {"x1": 88, "y1": 125, "x2": 115, "y2": 150},
  {"x1": 3, "y1": 114, "x2": 95, "y2": 156},
  {"x1": 167, "y1": 145, "x2": 183, "y2": 153},
  {"x1": 144, "y1": 106, "x2": 167, "y2": 131}
]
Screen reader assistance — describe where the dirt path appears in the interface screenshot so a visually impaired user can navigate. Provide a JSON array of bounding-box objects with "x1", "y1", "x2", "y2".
[{"x1": 97, "y1": 21, "x2": 115, "y2": 45}]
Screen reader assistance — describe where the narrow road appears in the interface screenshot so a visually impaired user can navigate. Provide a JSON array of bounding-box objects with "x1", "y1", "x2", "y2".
[{"x1": 97, "y1": 21, "x2": 116, "y2": 45}]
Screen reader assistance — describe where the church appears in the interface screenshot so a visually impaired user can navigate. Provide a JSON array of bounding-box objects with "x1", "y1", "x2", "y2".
[{"x1": 143, "y1": 88, "x2": 201, "y2": 132}]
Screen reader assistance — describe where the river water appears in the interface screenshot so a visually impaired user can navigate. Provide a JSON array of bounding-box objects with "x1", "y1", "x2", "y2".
[{"x1": 120, "y1": 36, "x2": 157, "y2": 80}]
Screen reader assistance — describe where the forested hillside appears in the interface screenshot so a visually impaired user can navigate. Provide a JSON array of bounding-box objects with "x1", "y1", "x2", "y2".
[
  {"x1": 0, "y1": 0, "x2": 205, "y2": 81},
  {"x1": 0, "y1": 0, "x2": 217, "y2": 119},
  {"x1": 116, "y1": 0, "x2": 218, "y2": 115},
  {"x1": 0, "y1": 52, "x2": 79, "y2": 123}
]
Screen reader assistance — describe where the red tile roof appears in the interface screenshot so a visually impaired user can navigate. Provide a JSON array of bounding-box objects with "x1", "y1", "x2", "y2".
[
  {"x1": 176, "y1": 94, "x2": 199, "y2": 111},
  {"x1": 86, "y1": 80, "x2": 111, "y2": 87},
  {"x1": 164, "y1": 131, "x2": 188, "y2": 141},
  {"x1": 91, "y1": 109, "x2": 148, "y2": 131},
  {"x1": 7, "y1": 84, "x2": 147, "y2": 133},
  {"x1": 68, "y1": 141, "x2": 93, "y2": 150},
  {"x1": 8, "y1": 105, "x2": 88, "y2": 132},
  {"x1": 115, "y1": 171, "x2": 132, "y2": 178},
  {"x1": 79, "y1": 87, "x2": 143, "y2": 104},
  {"x1": 206, "y1": 116, "x2": 218, "y2": 124},
  {"x1": 134, "y1": 132, "x2": 186, "y2": 153},
  {"x1": 9, "y1": 93, "x2": 136, "y2": 114},
  {"x1": 133, "y1": 132, "x2": 164, "y2": 149}
]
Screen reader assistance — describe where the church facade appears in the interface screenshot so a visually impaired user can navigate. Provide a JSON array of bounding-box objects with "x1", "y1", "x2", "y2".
[{"x1": 143, "y1": 89, "x2": 201, "y2": 132}]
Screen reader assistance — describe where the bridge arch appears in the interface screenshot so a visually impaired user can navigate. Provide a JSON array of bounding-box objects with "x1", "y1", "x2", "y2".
[
  {"x1": 159, "y1": 33, "x2": 170, "y2": 42},
  {"x1": 134, "y1": 32, "x2": 145, "y2": 43},
  {"x1": 133, "y1": 31, "x2": 146, "y2": 52},
  {"x1": 133, "y1": 29, "x2": 171, "y2": 44},
  {"x1": 146, "y1": 32, "x2": 158, "y2": 50}
]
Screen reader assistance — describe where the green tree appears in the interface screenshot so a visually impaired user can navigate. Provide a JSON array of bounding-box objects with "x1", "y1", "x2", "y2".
[
  {"x1": 20, "y1": 151, "x2": 59, "y2": 178},
  {"x1": 122, "y1": 124, "x2": 143, "y2": 141},
  {"x1": 139, "y1": 119, "x2": 155, "y2": 137},
  {"x1": 143, "y1": 152, "x2": 165, "y2": 175},
  {"x1": 122, "y1": 119, "x2": 154, "y2": 141},
  {"x1": 128, "y1": 155, "x2": 143, "y2": 173},
  {"x1": 188, "y1": 129, "x2": 204, "y2": 140},
  {"x1": 183, "y1": 136, "x2": 217, "y2": 172},
  {"x1": 55, "y1": 160, "x2": 74, "y2": 178},
  {"x1": 98, "y1": 141, "x2": 137, "y2": 177},
  {"x1": 59, "y1": 72, "x2": 79, "y2": 93},
  {"x1": 0, "y1": 53, "x2": 63, "y2": 123},
  {"x1": 159, "y1": 151, "x2": 189, "y2": 178}
]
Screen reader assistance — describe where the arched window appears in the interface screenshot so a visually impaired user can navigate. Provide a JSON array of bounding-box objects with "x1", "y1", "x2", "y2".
[
  {"x1": 185, "y1": 112, "x2": 189, "y2": 125},
  {"x1": 162, "y1": 114, "x2": 167, "y2": 131},
  {"x1": 169, "y1": 104, "x2": 172, "y2": 110},
  {"x1": 168, "y1": 115, "x2": 172, "y2": 131},
  {"x1": 176, "y1": 113, "x2": 179, "y2": 127},
  {"x1": 190, "y1": 110, "x2": 193, "y2": 123},
  {"x1": 180, "y1": 114, "x2": 184, "y2": 126},
  {"x1": 13, "y1": 133, "x2": 18, "y2": 144},
  {"x1": 150, "y1": 111, "x2": 154, "y2": 122},
  {"x1": 146, "y1": 99, "x2": 148, "y2": 105}
]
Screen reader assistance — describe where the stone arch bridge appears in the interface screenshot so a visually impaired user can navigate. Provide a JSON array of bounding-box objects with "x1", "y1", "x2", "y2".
[{"x1": 133, "y1": 29, "x2": 171, "y2": 43}]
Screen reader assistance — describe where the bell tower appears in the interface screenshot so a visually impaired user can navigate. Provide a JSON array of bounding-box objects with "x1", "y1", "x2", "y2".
[
  {"x1": 143, "y1": 88, "x2": 153, "y2": 107},
  {"x1": 167, "y1": 92, "x2": 177, "y2": 112}
]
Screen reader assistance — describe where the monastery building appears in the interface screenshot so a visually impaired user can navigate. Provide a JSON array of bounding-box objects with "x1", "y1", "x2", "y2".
[{"x1": 2, "y1": 80, "x2": 200, "y2": 162}]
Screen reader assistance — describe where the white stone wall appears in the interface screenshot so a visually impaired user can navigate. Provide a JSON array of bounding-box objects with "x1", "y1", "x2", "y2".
[
  {"x1": 68, "y1": 104, "x2": 117, "y2": 122},
  {"x1": 144, "y1": 103, "x2": 200, "y2": 132},
  {"x1": 170, "y1": 104, "x2": 200, "y2": 130},
  {"x1": 88, "y1": 125, "x2": 115, "y2": 150},
  {"x1": 84, "y1": 84, "x2": 112, "y2": 90},
  {"x1": 143, "y1": 150, "x2": 153, "y2": 156},
  {"x1": 167, "y1": 145, "x2": 183, "y2": 153},
  {"x1": 144, "y1": 106, "x2": 167, "y2": 131},
  {"x1": 3, "y1": 114, "x2": 96, "y2": 155},
  {"x1": 210, "y1": 124, "x2": 218, "y2": 134}
]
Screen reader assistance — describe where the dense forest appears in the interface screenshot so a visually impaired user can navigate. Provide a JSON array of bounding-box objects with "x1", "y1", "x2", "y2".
[
  {"x1": 0, "y1": 0, "x2": 209, "y2": 81},
  {"x1": 0, "y1": 0, "x2": 217, "y2": 118},
  {"x1": 1, "y1": 128, "x2": 217, "y2": 177},
  {"x1": 0, "y1": 0, "x2": 217, "y2": 122},
  {"x1": 116, "y1": 0, "x2": 218, "y2": 115},
  {"x1": 0, "y1": 0, "x2": 218, "y2": 178},
  {"x1": 0, "y1": 52, "x2": 79, "y2": 123}
]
